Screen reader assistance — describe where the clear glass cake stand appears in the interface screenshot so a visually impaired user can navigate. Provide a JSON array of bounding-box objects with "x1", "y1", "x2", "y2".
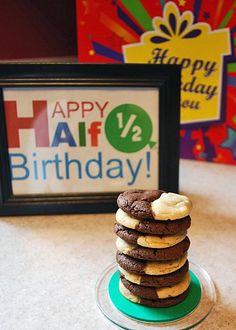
[{"x1": 95, "y1": 261, "x2": 216, "y2": 330}]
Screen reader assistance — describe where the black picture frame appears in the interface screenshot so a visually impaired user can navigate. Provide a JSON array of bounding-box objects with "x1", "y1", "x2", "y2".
[{"x1": 0, "y1": 63, "x2": 180, "y2": 216}]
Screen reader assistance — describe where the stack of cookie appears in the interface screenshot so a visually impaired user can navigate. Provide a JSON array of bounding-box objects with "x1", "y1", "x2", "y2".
[{"x1": 114, "y1": 189, "x2": 192, "y2": 307}]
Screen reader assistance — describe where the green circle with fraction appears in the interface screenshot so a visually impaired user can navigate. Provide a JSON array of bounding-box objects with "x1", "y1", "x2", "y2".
[
  {"x1": 108, "y1": 270, "x2": 201, "y2": 323},
  {"x1": 105, "y1": 104, "x2": 154, "y2": 153}
]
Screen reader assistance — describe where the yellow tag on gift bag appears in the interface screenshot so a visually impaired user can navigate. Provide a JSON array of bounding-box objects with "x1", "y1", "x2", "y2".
[{"x1": 123, "y1": 2, "x2": 232, "y2": 125}]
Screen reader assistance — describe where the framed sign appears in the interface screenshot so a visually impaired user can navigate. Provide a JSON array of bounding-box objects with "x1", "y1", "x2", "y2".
[{"x1": 0, "y1": 63, "x2": 180, "y2": 215}]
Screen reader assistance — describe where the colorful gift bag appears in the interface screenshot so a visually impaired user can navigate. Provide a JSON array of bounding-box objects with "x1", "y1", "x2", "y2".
[{"x1": 77, "y1": 0, "x2": 236, "y2": 164}]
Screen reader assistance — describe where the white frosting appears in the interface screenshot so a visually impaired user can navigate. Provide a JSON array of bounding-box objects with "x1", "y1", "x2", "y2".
[
  {"x1": 144, "y1": 253, "x2": 187, "y2": 275},
  {"x1": 116, "y1": 208, "x2": 139, "y2": 229},
  {"x1": 151, "y1": 193, "x2": 192, "y2": 220}
]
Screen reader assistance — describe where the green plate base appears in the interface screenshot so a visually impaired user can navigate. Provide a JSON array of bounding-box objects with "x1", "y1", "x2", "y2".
[{"x1": 108, "y1": 270, "x2": 201, "y2": 323}]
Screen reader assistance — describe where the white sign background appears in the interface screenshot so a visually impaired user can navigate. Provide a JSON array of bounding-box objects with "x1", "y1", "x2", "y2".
[{"x1": 4, "y1": 87, "x2": 159, "y2": 195}]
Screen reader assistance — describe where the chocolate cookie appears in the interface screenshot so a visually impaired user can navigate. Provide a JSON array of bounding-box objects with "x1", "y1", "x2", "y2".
[
  {"x1": 116, "y1": 251, "x2": 187, "y2": 275},
  {"x1": 120, "y1": 272, "x2": 190, "y2": 300},
  {"x1": 116, "y1": 209, "x2": 191, "y2": 235},
  {"x1": 114, "y1": 223, "x2": 187, "y2": 248},
  {"x1": 117, "y1": 190, "x2": 192, "y2": 220},
  {"x1": 117, "y1": 189, "x2": 164, "y2": 219},
  {"x1": 116, "y1": 237, "x2": 190, "y2": 261},
  {"x1": 119, "y1": 280, "x2": 190, "y2": 307},
  {"x1": 116, "y1": 208, "x2": 191, "y2": 235},
  {"x1": 119, "y1": 260, "x2": 189, "y2": 287}
]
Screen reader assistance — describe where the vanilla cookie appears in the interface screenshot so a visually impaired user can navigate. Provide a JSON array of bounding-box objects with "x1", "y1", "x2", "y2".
[
  {"x1": 119, "y1": 280, "x2": 190, "y2": 307},
  {"x1": 116, "y1": 237, "x2": 190, "y2": 261},
  {"x1": 118, "y1": 260, "x2": 189, "y2": 287},
  {"x1": 114, "y1": 223, "x2": 187, "y2": 248},
  {"x1": 120, "y1": 272, "x2": 190, "y2": 300},
  {"x1": 116, "y1": 208, "x2": 191, "y2": 235},
  {"x1": 116, "y1": 251, "x2": 187, "y2": 275},
  {"x1": 117, "y1": 190, "x2": 192, "y2": 220},
  {"x1": 151, "y1": 192, "x2": 192, "y2": 220}
]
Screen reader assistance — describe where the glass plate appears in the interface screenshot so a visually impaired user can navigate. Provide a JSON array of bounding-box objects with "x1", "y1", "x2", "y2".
[{"x1": 95, "y1": 261, "x2": 216, "y2": 330}]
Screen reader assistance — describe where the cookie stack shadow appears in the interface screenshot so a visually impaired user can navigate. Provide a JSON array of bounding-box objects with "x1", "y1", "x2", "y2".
[{"x1": 114, "y1": 190, "x2": 192, "y2": 308}]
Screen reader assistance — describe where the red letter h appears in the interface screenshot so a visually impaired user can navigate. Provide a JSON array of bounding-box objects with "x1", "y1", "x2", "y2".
[{"x1": 5, "y1": 100, "x2": 50, "y2": 148}]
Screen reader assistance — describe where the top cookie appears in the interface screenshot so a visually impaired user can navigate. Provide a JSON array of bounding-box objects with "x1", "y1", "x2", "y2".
[
  {"x1": 117, "y1": 190, "x2": 164, "y2": 219},
  {"x1": 117, "y1": 189, "x2": 192, "y2": 220}
]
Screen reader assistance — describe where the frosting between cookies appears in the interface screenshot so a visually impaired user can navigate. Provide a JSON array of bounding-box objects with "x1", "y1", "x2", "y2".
[{"x1": 151, "y1": 193, "x2": 192, "y2": 220}]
